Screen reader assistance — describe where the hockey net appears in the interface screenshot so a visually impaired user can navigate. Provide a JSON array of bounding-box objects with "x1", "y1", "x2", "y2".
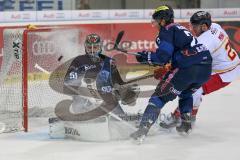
[{"x1": 0, "y1": 27, "x2": 83, "y2": 133}]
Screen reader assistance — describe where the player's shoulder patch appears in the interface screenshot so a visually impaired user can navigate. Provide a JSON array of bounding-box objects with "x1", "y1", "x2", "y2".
[
  {"x1": 210, "y1": 28, "x2": 218, "y2": 35},
  {"x1": 218, "y1": 32, "x2": 225, "y2": 41}
]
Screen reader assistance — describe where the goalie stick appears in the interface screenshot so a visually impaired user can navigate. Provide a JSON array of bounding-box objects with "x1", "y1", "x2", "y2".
[
  {"x1": 34, "y1": 63, "x2": 137, "y2": 131},
  {"x1": 34, "y1": 64, "x2": 50, "y2": 74}
]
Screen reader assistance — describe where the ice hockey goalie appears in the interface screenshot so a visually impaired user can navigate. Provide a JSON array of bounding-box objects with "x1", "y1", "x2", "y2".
[{"x1": 48, "y1": 34, "x2": 140, "y2": 141}]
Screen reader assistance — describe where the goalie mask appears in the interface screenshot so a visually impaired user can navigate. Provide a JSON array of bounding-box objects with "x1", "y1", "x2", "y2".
[{"x1": 85, "y1": 34, "x2": 103, "y2": 62}]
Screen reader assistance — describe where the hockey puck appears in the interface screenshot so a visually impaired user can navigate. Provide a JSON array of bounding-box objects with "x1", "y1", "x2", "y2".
[{"x1": 58, "y1": 55, "x2": 63, "y2": 61}]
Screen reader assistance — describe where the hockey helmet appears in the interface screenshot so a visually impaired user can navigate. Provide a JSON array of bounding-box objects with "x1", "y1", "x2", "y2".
[
  {"x1": 84, "y1": 34, "x2": 103, "y2": 61},
  {"x1": 152, "y1": 5, "x2": 174, "y2": 25},
  {"x1": 190, "y1": 11, "x2": 212, "y2": 27}
]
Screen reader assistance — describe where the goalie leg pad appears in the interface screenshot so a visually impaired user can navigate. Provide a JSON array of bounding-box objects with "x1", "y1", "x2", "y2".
[
  {"x1": 48, "y1": 117, "x2": 65, "y2": 139},
  {"x1": 65, "y1": 116, "x2": 110, "y2": 142},
  {"x1": 49, "y1": 116, "x2": 110, "y2": 141}
]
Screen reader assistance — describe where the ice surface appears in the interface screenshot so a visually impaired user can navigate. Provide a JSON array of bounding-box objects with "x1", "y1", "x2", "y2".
[{"x1": 0, "y1": 80, "x2": 240, "y2": 160}]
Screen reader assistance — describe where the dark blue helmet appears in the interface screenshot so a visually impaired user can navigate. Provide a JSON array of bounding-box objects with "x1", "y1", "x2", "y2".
[{"x1": 152, "y1": 5, "x2": 174, "y2": 25}]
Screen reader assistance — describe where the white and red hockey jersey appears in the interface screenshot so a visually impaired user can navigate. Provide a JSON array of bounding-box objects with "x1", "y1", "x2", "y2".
[{"x1": 197, "y1": 23, "x2": 240, "y2": 82}]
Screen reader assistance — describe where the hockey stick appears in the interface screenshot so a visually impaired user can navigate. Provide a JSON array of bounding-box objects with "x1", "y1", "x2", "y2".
[
  {"x1": 114, "y1": 30, "x2": 125, "y2": 50},
  {"x1": 123, "y1": 74, "x2": 154, "y2": 85},
  {"x1": 113, "y1": 31, "x2": 154, "y2": 84},
  {"x1": 113, "y1": 31, "x2": 139, "y2": 56}
]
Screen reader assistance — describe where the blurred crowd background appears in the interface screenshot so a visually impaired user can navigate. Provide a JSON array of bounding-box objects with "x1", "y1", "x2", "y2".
[{"x1": 0, "y1": 0, "x2": 239, "y2": 11}]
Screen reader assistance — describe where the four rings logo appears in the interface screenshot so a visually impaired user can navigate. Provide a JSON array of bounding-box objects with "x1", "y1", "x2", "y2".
[{"x1": 32, "y1": 41, "x2": 56, "y2": 55}]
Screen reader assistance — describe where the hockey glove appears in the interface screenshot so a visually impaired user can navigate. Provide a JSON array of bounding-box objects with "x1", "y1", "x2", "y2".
[
  {"x1": 136, "y1": 51, "x2": 152, "y2": 64},
  {"x1": 153, "y1": 63, "x2": 172, "y2": 80}
]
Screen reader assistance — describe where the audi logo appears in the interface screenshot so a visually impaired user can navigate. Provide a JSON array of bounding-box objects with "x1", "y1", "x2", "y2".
[{"x1": 32, "y1": 41, "x2": 56, "y2": 55}]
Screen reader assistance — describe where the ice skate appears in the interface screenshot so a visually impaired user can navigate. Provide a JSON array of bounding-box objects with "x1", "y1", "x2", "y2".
[
  {"x1": 176, "y1": 113, "x2": 192, "y2": 134},
  {"x1": 159, "y1": 113, "x2": 181, "y2": 129},
  {"x1": 130, "y1": 126, "x2": 149, "y2": 144}
]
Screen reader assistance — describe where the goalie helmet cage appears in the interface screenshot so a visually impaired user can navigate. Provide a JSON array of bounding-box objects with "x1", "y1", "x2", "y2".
[{"x1": 0, "y1": 27, "x2": 82, "y2": 133}]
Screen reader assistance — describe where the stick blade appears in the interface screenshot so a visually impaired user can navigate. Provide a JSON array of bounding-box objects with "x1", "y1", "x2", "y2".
[{"x1": 114, "y1": 30, "x2": 125, "y2": 49}]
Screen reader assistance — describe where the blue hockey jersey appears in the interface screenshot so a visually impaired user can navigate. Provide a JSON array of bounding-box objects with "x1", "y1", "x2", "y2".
[{"x1": 150, "y1": 23, "x2": 212, "y2": 68}]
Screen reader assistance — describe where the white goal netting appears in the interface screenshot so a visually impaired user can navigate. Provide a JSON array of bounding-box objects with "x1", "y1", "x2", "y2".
[{"x1": 0, "y1": 28, "x2": 83, "y2": 133}]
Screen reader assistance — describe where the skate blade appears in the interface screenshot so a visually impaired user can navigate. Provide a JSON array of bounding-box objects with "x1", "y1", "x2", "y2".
[
  {"x1": 159, "y1": 121, "x2": 179, "y2": 129},
  {"x1": 158, "y1": 127, "x2": 172, "y2": 133},
  {"x1": 177, "y1": 129, "x2": 192, "y2": 136},
  {"x1": 131, "y1": 135, "x2": 146, "y2": 145}
]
